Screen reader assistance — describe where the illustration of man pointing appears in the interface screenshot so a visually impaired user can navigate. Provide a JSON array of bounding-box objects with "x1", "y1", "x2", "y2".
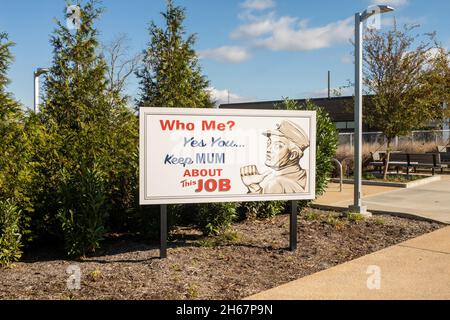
[{"x1": 241, "y1": 120, "x2": 310, "y2": 194}]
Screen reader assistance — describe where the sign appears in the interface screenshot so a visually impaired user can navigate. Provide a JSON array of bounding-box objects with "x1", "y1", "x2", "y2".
[{"x1": 140, "y1": 108, "x2": 316, "y2": 205}]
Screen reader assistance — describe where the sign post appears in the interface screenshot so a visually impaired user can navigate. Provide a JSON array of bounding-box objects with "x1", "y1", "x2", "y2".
[
  {"x1": 140, "y1": 108, "x2": 316, "y2": 258},
  {"x1": 290, "y1": 201, "x2": 298, "y2": 251},
  {"x1": 160, "y1": 204, "x2": 167, "y2": 259}
]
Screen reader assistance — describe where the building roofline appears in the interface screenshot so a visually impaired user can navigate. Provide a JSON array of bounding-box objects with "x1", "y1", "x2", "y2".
[{"x1": 219, "y1": 95, "x2": 374, "y2": 108}]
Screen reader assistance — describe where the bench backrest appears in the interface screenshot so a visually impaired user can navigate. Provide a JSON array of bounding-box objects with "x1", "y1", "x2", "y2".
[
  {"x1": 408, "y1": 153, "x2": 438, "y2": 165},
  {"x1": 439, "y1": 152, "x2": 450, "y2": 162},
  {"x1": 389, "y1": 153, "x2": 441, "y2": 166},
  {"x1": 389, "y1": 153, "x2": 408, "y2": 162}
]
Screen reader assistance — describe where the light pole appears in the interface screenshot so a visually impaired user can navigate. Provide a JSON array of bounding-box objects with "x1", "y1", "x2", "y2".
[
  {"x1": 350, "y1": 5, "x2": 394, "y2": 216},
  {"x1": 34, "y1": 68, "x2": 49, "y2": 113}
]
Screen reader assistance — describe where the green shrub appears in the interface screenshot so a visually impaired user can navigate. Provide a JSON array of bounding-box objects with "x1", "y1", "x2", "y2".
[
  {"x1": 303, "y1": 209, "x2": 322, "y2": 221},
  {"x1": 347, "y1": 213, "x2": 366, "y2": 222},
  {"x1": 57, "y1": 165, "x2": 109, "y2": 257},
  {"x1": 0, "y1": 33, "x2": 35, "y2": 250},
  {"x1": 197, "y1": 230, "x2": 239, "y2": 248},
  {"x1": 135, "y1": 202, "x2": 238, "y2": 239},
  {"x1": 276, "y1": 99, "x2": 339, "y2": 211},
  {"x1": 0, "y1": 199, "x2": 23, "y2": 267},
  {"x1": 194, "y1": 203, "x2": 237, "y2": 236},
  {"x1": 372, "y1": 216, "x2": 386, "y2": 225},
  {"x1": 101, "y1": 109, "x2": 139, "y2": 233},
  {"x1": 325, "y1": 214, "x2": 346, "y2": 229},
  {"x1": 132, "y1": 204, "x2": 183, "y2": 240},
  {"x1": 240, "y1": 201, "x2": 286, "y2": 220}
]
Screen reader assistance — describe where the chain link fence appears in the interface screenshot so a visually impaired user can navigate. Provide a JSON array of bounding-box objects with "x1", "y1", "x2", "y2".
[{"x1": 339, "y1": 130, "x2": 450, "y2": 148}]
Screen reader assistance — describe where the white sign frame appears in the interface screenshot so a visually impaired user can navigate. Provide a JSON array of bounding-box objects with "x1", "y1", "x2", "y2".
[{"x1": 140, "y1": 107, "x2": 316, "y2": 205}]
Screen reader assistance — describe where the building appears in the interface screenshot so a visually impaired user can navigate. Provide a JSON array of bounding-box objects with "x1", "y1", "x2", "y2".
[
  {"x1": 219, "y1": 96, "x2": 450, "y2": 135},
  {"x1": 219, "y1": 96, "x2": 374, "y2": 133}
]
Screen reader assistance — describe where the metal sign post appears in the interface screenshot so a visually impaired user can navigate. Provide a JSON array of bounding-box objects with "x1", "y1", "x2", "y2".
[
  {"x1": 160, "y1": 204, "x2": 167, "y2": 259},
  {"x1": 290, "y1": 201, "x2": 298, "y2": 251}
]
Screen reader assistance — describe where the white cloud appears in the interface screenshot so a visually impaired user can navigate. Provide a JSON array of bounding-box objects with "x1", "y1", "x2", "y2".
[
  {"x1": 370, "y1": 0, "x2": 408, "y2": 6},
  {"x1": 209, "y1": 1, "x2": 357, "y2": 63},
  {"x1": 425, "y1": 47, "x2": 449, "y2": 65},
  {"x1": 232, "y1": 13, "x2": 296, "y2": 39},
  {"x1": 240, "y1": 0, "x2": 275, "y2": 11},
  {"x1": 426, "y1": 47, "x2": 442, "y2": 60},
  {"x1": 232, "y1": 15, "x2": 354, "y2": 51},
  {"x1": 207, "y1": 87, "x2": 251, "y2": 105},
  {"x1": 199, "y1": 46, "x2": 251, "y2": 64}
]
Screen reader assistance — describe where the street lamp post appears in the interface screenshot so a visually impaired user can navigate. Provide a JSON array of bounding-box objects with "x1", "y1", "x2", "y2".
[
  {"x1": 34, "y1": 68, "x2": 49, "y2": 113},
  {"x1": 349, "y1": 5, "x2": 394, "y2": 216}
]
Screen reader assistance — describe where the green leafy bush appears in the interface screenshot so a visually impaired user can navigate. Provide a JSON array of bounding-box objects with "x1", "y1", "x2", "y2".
[
  {"x1": 57, "y1": 165, "x2": 109, "y2": 257},
  {"x1": 240, "y1": 201, "x2": 286, "y2": 220},
  {"x1": 0, "y1": 32, "x2": 34, "y2": 257},
  {"x1": 132, "y1": 204, "x2": 183, "y2": 240},
  {"x1": 194, "y1": 203, "x2": 237, "y2": 236},
  {"x1": 101, "y1": 108, "x2": 139, "y2": 232},
  {"x1": 276, "y1": 98, "x2": 339, "y2": 210},
  {"x1": 0, "y1": 113, "x2": 34, "y2": 245},
  {"x1": 0, "y1": 200, "x2": 23, "y2": 267}
]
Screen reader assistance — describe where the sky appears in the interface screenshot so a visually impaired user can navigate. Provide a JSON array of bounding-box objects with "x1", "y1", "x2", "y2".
[{"x1": 1, "y1": 0, "x2": 449, "y2": 109}]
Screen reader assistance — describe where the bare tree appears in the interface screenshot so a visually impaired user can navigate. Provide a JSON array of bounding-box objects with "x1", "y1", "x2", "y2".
[
  {"x1": 103, "y1": 34, "x2": 141, "y2": 106},
  {"x1": 363, "y1": 22, "x2": 448, "y2": 179}
]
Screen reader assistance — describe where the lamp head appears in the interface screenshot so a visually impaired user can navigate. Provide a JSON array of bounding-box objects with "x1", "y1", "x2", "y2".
[
  {"x1": 361, "y1": 5, "x2": 395, "y2": 21},
  {"x1": 35, "y1": 68, "x2": 49, "y2": 77},
  {"x1": 377, "y1": 5, "x2": 395, "y2": 14}
]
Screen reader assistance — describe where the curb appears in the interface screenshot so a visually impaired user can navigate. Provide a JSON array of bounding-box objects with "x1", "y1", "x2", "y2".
[
  {"x1": 310, "y1": 204, "x2": 446, "y2": 225},
  {"x1": 330, "y1": 175, "x2": 441, "y2": 188}
]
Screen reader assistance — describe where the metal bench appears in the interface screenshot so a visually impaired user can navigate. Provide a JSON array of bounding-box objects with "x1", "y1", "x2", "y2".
[
  {"x1": 369, "y1": 151, "x2": 384, "y2": 173},
  {"x1": 430, "y1": 152, "x2": 450, "y2": 171},
  {"x1": 406, "y1": 153, "x2": 445, "y2": 175},
  {"x1": 387, "y1": 153, "x2": 410, "y2": 174},
  {"x1": 392, "y1": 153, "x2": 446, "y2": 175},
  {"x1": 369, "y1": 151, "x2": 401, "y2": 173},
  {"x1": 370, "y1": 153, "x2": 446, "y2": 175}
]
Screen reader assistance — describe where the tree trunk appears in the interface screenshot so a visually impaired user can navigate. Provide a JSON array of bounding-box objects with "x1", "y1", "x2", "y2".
[{"x1": 383, "y1": 140, "x2": 391, "y2": 180}]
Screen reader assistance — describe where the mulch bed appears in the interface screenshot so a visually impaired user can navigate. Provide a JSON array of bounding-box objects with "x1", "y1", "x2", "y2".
[{"x1": 0, "y1": 209, "x2": 443, "y2": 300}]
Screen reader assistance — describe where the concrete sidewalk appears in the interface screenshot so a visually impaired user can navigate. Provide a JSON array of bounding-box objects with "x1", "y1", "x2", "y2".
[
  {"x1": 247, "y1": 227, "x2": 450, "y2": 300},
  {"x1": 314, "y1": 176, "x2": 450, "y2": 224}
]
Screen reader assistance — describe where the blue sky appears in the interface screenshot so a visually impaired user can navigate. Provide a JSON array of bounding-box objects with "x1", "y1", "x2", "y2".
[{"x1": 1, "y1": 0, "x2": 449, "y2": 109}]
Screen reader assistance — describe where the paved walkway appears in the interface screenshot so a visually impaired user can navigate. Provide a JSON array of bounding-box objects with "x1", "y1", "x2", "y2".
[
  {"x1": 314, "y1": 176, "x2": 450, "y2": 224},
  {"x1": 247, "y1": 227, "x2": 450, "y2": 300}
]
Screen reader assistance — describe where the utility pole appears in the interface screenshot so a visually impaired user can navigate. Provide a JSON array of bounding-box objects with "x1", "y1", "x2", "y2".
[{"x1": 328, "y1": 71, "x2": 331, "y2": 99}]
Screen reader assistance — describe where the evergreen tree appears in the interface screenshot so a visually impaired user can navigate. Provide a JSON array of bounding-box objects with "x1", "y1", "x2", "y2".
[
  {"x1": 136, "y1": 0, "x2": 213, "y2": 108},
  {"x1": 44, "y1": 0, "x2": 109, "y2": 128},
  {"x1": 38, "y1": 1, "x2": 138, "y2": 256},
  {"x1": 0, "y1": 32, "x2": 31, "y2": 265},
  {"x1": 0, "y1": 32, "x2": 30, "y2": 207},
  {"x1": 0, "y1": 32, "x2": 20, "y2": 120}
]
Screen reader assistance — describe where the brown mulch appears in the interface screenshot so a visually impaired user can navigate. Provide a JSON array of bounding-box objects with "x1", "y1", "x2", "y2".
[{"x1": 0, "y1": 209, "x2": 444, "y2": 300}]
